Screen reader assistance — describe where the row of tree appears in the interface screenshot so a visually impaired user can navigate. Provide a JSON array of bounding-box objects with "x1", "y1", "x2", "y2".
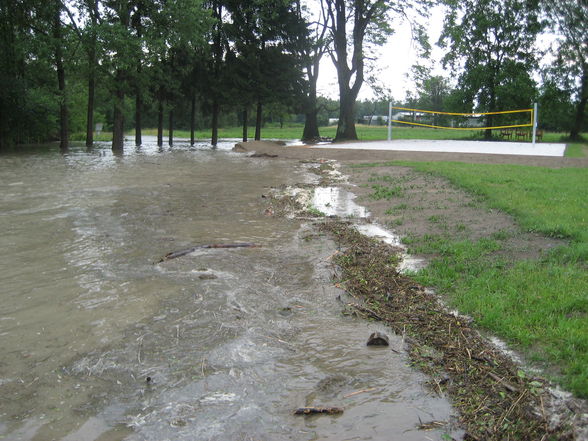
[{"x1": 0, "y1": 0, "x2": 586, "y2": 151}]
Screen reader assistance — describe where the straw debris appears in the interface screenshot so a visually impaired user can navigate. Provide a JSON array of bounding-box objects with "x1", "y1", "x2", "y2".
[{"x1": 319, "y1": 220, "x2": 572, "y2": 441}]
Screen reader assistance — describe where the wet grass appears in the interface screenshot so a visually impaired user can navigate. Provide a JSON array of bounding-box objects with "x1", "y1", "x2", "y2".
[
  {"x1": 319, "y1": 221, "x2": 568, "y2": 440},
  {"x1": 564, "y1": 142, "x2": 588, "y2": 157},
  {"x1": 135, "y1": 125, "x2": 482, "y2": 141},
  {"x1": 355, "y1": 161, "x2": 588, "y2": 398},
  {"x1": 71, "y1": 126, "x2": 585, "y2": 147},
  {"x1": 369, "y1": 184, "x2": 404, "y2": 200},
  {"x1": 69, "y1": 132, "x2": 114, "y2": 142}
]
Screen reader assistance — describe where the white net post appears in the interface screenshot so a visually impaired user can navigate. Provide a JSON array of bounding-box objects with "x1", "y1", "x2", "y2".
[
  {"x1": 532, "y1": 103, "x2": 538, "y2": 145},
  {"x1": 387, "y1": 102, "x2": 392, "y2": 141}
]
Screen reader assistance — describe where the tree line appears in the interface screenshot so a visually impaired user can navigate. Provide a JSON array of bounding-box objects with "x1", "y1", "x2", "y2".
[{"x1": 0, "y1": 0, "x2": 585, "y2": 151}]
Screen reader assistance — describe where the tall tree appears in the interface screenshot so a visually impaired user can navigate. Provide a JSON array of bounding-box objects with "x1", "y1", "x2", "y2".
[
  {"x1": 86, "y1": 0, "x2": 100, "y2": 147},
  {"x1": 322, "y1": 0, "x2": 428, "y2": 142},
  {"x1": 1, "y1": 0, "x2": 74, "y2": 148},
  {"x1": 84, "y1": 0, "x2": 100, "y2": 148},
  {"x1": 102, "y1": 0, "x2": 136, "y2": 151},
  {"x1": 52, "y1": 1, "x2": 69, "y2": 151},
  {"x1": 0, "y1": 0, "x2": 23, "y2": 148},
  {"x1": 65, "y1": 0, "x2": 101, "y2": 148},
  {"x1": 131, "y1": 1, "x2": 145, "y2": 146},
  {"x1": 208, "y1": 0, "x2": 225, "y2": 147},
  {"x1": 297, "y1": 0, "x2": 330, "y2": 141},
  {"x1": 544, "y1": 0, "x2": 588, "y2": 140},
  {"x1": 439, "y1": 0, "x2": 542, "y2": 138},
  {"x1": 224, "y1": 0, "x2": 305, "y2": 142}
]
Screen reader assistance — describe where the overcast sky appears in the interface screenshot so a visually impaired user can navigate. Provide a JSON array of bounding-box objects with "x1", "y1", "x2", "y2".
[{"x1": 315, "y1": 5, "x2": 447, "y2": 102}]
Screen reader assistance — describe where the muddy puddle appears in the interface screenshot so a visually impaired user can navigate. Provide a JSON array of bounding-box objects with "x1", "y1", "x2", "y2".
[{"x1": 0, "y1": 138, "x2": 459, "y2": 440}]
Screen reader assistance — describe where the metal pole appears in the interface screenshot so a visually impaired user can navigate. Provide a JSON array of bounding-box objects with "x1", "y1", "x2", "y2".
[
  {"x1": 388, "y1": 101, "x2": 392, "y2": 141},
  {"x1": 532, "y1": 102, "x2": 538, "y2": 145}
]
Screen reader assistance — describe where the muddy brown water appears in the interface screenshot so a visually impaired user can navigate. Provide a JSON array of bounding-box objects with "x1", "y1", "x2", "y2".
[{"x1": 0, "y1": 138, "x2": 459, "y2": 440}]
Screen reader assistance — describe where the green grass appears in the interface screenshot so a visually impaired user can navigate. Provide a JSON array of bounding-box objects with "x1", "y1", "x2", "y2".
[
  {"x1": 370, "y1": 184, "x2": 404, "y2": 200},
  {"x1": 69, "y1": 132, "x2": 114, "y2": 142},
  {"x1": 362, "y1": 161, "x2": 588, "y2": 397},
  {"x1": 72, "y1": 125, "x2": 586, "y2": 146},
  {"x1": 413, "y1": 236, "x2": 588, "y2": 397},
  {"x1": 139, "y1": 126, "x2": 306, "y2": 140},
  {"x1": 136, "y1": 125, "x2": 485, "y2": 141},
  {"x1": 565, "y1": 142, "x2": 588, "y2": 158}
]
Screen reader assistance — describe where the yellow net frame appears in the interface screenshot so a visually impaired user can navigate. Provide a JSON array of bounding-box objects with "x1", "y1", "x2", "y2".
[{"x1": 391, "y1": 106, "x2": 534, "y2": 131}]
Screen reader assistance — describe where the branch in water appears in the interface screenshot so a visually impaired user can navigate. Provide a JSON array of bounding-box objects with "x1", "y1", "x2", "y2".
[{"x1": 157, "y1": 243, "x2": 260, "y2": 263}]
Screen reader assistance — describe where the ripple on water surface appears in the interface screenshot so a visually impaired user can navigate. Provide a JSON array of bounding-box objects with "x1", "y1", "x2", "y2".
[{"x1": 0, "y1": 140, "x2": 458, "y2": 440}]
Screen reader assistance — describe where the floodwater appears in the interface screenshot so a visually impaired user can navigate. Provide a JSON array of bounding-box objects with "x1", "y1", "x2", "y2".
[{"x1": 0, "y1": 137, "x2": 459, "y2": 440}]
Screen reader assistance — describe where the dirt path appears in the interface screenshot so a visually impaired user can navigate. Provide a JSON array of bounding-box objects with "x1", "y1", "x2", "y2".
[{"x1": 343, "y1": 164, "x2": 566, "y2": 263}]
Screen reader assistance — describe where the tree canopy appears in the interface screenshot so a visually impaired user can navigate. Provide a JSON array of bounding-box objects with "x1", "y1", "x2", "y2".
[
  {"x1": 439, "y1": 0, "x2": 542, "y2": 138},
  {"x1": 0, "y1": 0, "x2": 585, "y2": 150},
  {"x1": 543, "y1": 0, "x2": 588, "y2": 140}
]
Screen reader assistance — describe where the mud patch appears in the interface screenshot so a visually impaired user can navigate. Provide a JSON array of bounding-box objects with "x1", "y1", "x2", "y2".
[{"x1": 344, "y1": 164, "x2": 566, "y2": 262}]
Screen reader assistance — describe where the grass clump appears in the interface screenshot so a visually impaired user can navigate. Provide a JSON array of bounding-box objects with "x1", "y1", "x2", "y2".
[{"x1": 370, "y1": 184, "x2": 404, "y2": 200}]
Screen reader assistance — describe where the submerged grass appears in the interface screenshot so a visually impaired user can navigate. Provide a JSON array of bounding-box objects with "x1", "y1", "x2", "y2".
[{"x1": 356, "y1": 161, "x2": 588, "y2": 397}]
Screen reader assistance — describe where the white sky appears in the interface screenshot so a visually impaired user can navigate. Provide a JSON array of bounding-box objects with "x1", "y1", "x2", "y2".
[{"x1": 316, "y1": 5, "x2": 447, "y2": 101}]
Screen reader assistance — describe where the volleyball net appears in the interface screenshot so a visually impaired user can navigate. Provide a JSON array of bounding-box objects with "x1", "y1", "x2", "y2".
[{"x1": 389, "y1": 106, "x2": 534, "y2": 131}]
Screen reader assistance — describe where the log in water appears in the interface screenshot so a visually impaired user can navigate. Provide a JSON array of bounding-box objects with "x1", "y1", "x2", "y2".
[{"x1": 158, "y1": 243, "x2": 260, "y2": 262}]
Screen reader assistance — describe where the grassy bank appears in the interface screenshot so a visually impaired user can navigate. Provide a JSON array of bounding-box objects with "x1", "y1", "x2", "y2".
[{"x1": 364, "y1": 161, "x2": 588, "y2": 397}]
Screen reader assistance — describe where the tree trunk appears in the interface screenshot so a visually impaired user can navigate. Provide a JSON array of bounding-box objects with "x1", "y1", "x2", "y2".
[
  {"x1": 210, "y1": 1, "x2": 223, "y2": 148},
  {"x1": 168, "y1": 108, "x2": 174, "y2": 146},
  {"x1": 132, "y1": 2, "x2": 142, "y2": 147},
  {"x1": 54, "y1": 6, "x2": 68, "y2": 152},
  {"x1": 135, "y1": 91, "x2": 142, "y2": 146},
  {"x1": 302, "y1": 108, "x2": 319, "y2": 141},
  {"x1": 255, "y1": 101, "x2": 262, "y2": 141},
  {"x1": 190, "y1": 91, "x2": 196, "y2": 146},
  {"x1": 570, "y1": 68, "x2": 587, "y2": 141},
  {"x1": 336, "y1": 93, "x2": 358, "y2": 141},
  {"x1": 484, "y1": 74, "x2": 499, "y2": 140},
  {"x1": 112, "y1": 84, "x2": 125, "y2": 151},
  {"x1": 242, "y1": 108, "x2": 248, "y2": 142},
  {"x1": 111, "y1": 3, "x2": 131, "y2": 152},
  {"x1": 484, "y1": 119, "x2": 494, "y2": 140},
  {"x1": 157, "y1": 95, "x2": 164, "y2": 147},
  {"x1": 302, "y1": 59, "x2": 321, "y2": 141},
  {"x1": 211, "y1": 99, "x2": 219, "y2": 147},
  {"x1": 330, "y1": 0, "x2": 364, "y2": 142},
  {"x1": 86, "y1": 67, "x2": 95, "y2": 148},
  {"x1": 85, "y1": 0, "x2": 98, "y2": 148}
]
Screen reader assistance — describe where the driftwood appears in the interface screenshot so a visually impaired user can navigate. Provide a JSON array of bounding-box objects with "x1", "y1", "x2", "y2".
[
  {"x1": 157, "y1": 243, "x2": 260, "y2": 263},
  {"x1": 250, "y1": 153, "x2": 278, "y2": 158},
  {"x1": 294, "y1": 407, "x2": 344, "y2": 416},
  {"x1": 343, "y1": 387, "x2": 377, "y2": 398}
]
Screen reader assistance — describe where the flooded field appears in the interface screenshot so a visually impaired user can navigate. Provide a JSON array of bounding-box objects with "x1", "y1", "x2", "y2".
[{"x1": 0, "y1": 138, "x2": 457, "y2": 440}]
